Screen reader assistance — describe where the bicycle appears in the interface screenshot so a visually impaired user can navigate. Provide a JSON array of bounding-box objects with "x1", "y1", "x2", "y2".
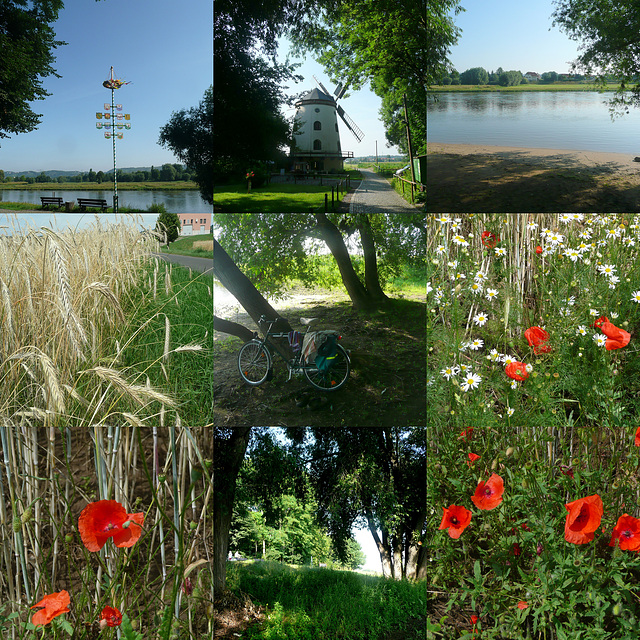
[{"x1": 237, "y1": 315, "x2": 350, "y2": 391}]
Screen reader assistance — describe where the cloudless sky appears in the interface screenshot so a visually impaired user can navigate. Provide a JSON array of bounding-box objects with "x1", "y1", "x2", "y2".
[
  {"x1": 277, "y1": 38, "x2": 401, "y2": 159},
  {"x1": 448, "y1": 0, "x2": 583, "y2": 75},
  {"x1": 1, "y1": 0, "x2": 212, "y2": 173}
]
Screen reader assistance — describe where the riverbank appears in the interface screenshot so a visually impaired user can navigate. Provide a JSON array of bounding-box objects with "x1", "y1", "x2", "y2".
[{"x1": 426, "y1": 142, "x2": 640, "y2": 212}]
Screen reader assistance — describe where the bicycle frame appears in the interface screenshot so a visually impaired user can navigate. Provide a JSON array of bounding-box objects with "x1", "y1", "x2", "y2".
[{"x1": 255, "y1": 317, "x2": 316, "y2": 381}]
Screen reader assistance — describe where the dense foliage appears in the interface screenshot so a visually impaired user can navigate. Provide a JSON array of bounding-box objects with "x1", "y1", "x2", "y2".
[{"x1": 0, "y1": 0, "x2": 66, "y2": 141}]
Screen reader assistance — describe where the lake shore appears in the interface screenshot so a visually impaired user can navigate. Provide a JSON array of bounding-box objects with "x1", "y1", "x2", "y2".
[{"x1": 427, "y1": 142, "x2": 640, "y2": 213}]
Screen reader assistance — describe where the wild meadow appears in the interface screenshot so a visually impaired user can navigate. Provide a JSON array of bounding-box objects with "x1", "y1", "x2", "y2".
[
  {"x1": 0, "y1": 215, "x2": 213, "y2": 638},
  {"x1": 226, "y1": 560, "x2": 426, "y2": 640},
  {"x1": 427, "y1": 214, "x2": 640, "y2": 639}
]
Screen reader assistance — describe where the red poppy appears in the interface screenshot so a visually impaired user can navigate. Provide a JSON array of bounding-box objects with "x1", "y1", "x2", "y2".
[
  {"x1": 609, "y1": 514, "x2": 640, "y2": 551},
  {"x1": 535, "y1": 246, "x2": 543, "y2": 254},
  {"x1": 471, "y1": 615, "x2": 478, "y2": 625},
  {"x1": 600, "y1": 320, "x2": 630, "y2": 351},
  {"x1": 467, "y1": 452, "x2": 481, "y2": 467},
  {"x1": 593, "y1": 315, "x2": 608, "y2": 329},
  {"x1": 524, "y1": 326, "x2": 551, "y2": 354},
  {"x1": 100, "y1": 606, "x2": 123, "y2": 627},
  {"x1": 438, "y1": 505, "x2": 472, "y2": 539},
  {"x1": 564, "y1": 494, "x2": 603, "y2": 544},
  {"x1": 31, "y1": 590, "x2": 70, "y2": 626},
  {"x1": 481, "y1": 231, "x2": 499, "y2": 248},
  {"x1": 513, "y1": 542, "x2": 521, "y2": 556},
  {"x1": 459, "y1": 427, "x2": 474, "y2": 440},
  {"x1": 505, "y1": 362, "x2": 529, "y2": 381},
  {"x1": 471, "y1": 473, "x2": 504, "y2": 510},
  {"x1": 78, "y1": 500, "x2": 144, "y2": 552},
  {"x1": 635, "y1": 427, "x2": 640, "y2": 447},
  {"x1": 517, "y1": 601, "x2": 528, "y2": 610}
]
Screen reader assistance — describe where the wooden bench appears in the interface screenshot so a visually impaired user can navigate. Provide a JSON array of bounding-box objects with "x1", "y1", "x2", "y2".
[
  {"x1": 77, "y1": 198, "x2": 108, "y2": 212},
  {"x1": 40, "y1": 197, "x2": 64, "y2": 209}
]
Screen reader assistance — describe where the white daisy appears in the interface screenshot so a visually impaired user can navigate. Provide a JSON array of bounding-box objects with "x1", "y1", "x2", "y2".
[
  {"x1": 576, "y1": 325, "x2": 587, "y2": 336},
  {"x1": 468, "y1": 339, "x2": 484, "y2": 351},
  {"x1": 441, "y1": 366, "x2": 460, "y2": 380},
  {"x1": 593, "y1": 334, "x2": 607, "y2": 347},
  {"x1": 631, "y1": 290, "x2": 640, "y2": 304},
  {"x1": 473, "y1": 312, "x2": 488, "y2": 327},
  {"x1": 461, "y1": 373, "x2": 482, "y2": 392},
  {"x1": 494, "y1": 247, "x2": 507, "y2": 257},
  {"x1": 597, "y1": 264, "x2": 616, "y2": 277},
  {"x1": 469, "y1": 282, "x2": 483, "y2": 295},
  {"x1": 486, "y1": 288, "x2": 499, "y2": 301},
  {"x1": 506, "y1": 407, "x2": 515, "y2": 417},
  {"x1": 564, "y1": 249, "x2": 581, "y2": 262},
  {"x1": 489, "y1": 348, "x2": 501, "y2": 362},
  {"x1": 452, "y1": 235, "x2": 469, "y2": 247}
]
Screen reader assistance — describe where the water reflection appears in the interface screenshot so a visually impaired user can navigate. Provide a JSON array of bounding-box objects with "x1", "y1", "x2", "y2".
[{"x1": 427, "y1": 91, "x2": 640, "y2": 153}]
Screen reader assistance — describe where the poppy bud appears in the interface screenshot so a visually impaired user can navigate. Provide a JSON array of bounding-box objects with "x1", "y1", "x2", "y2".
[
  {"x1": 65, "y1": 533, "x2": 73, "y2": 543},
  {"x1": 12, "y1": 516, "x2": 21, "y2": 533},
  {"x1": 190, "y1": 521, "x2": 197, "y2": 530},
  {"x1": 613, "y1": 603, "x2": 622, "y2": 616},
  {"x1": 491, "y1": 458, "x2": 498, "y2": 470},
  {"x1": 21, "y1": 507, "x2": 33, "y2": 524},
  {"x1": 536, "y1": 542, "x2": 543, "y2": 555},
  {"x1": 506, "y1": 447, "x2": 514, "y2": 457}
]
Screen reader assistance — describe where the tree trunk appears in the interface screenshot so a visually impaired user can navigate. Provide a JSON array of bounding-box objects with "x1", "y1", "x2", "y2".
[
  {"x1": 314, "y1": 213, "x2": 377, "y2": 310},
  {"x1": 213, "y1": 315, "x2": 255, "y2": 342},
  {"x1": 358, "y1": 216, "x2": 390, "y2": 303},
  {"x1": 213, "y1": 238, "x2": 292, "y2": 337},
  {"x1": 213, "y1": 427, "x2": 252, "y2": 592},
  {"x1": 366, "y1": 509, "x2": 393, "y2": 579}
]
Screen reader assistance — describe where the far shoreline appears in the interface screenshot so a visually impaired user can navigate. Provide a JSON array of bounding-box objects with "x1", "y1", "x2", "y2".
[{"x1": 428, "y1": 83, "x2": 623, "y2": 93}]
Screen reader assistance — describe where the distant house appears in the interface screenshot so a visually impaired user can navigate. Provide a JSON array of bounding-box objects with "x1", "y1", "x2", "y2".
[
  {"x1": 179, "y1": 214, "x2": 212, "y2": 236},
  {"x1": 524, "y1": 72, "x2": 541, "y2": 82}
]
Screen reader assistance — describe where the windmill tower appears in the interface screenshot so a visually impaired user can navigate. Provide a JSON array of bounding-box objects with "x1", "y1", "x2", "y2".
[{"x1": 291, "y1": 77, "x2": 364, "y2": 173}]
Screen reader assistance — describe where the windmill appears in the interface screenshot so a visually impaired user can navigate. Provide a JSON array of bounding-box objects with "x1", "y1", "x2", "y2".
[{"x1": 290, "y1": 76, "x2": 364, "y2": 173}]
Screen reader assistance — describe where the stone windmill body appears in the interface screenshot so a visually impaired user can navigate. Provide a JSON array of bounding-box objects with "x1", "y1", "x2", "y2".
[{"x1": 290, "y1": 76, "x2": 364, "y2": 173}]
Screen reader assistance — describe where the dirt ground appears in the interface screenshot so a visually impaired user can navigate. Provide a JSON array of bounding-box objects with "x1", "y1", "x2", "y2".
[
  {"x1": 213, "y1": 288, "x2": 426, "y2": 428},
  {"x1": 427, "y1": 143, "x2": 640, "y2": 212}
]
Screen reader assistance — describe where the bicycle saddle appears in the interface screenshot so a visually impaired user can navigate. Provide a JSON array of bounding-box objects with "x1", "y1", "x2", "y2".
[{"x1": 300, "y1": 317, "x2": 319, "y2": 325}]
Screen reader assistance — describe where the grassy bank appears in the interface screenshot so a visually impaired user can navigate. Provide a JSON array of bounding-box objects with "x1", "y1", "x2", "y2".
[
  {"x1": 225, "y1": 560, "x2": 426, "y2": 639},
  {"x1": 161, "y1": 234, "x2": 213, "y2": 259},
  {"x1": 428, "y1": 82, "x2": 623, "y2": 92},
  {"x1": 0, "y1": 180, "x2": 199, "y2": 190},
  {"x1": 213, "y1": 183, "x2": 351, "y2": 213}
]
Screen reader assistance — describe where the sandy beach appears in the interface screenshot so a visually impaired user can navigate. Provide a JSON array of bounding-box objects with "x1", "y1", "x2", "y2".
[{"x1": 427, "y1": 142, "x2": 640, "y2": 212}]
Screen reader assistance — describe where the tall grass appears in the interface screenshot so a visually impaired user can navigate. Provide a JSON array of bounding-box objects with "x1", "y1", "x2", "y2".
[
  {"x1": 0, "y1": 215, "x2": 213, "y2": 638},
  {"x1": 226, "y1": 560, "x2": 425, "y2": 640}
]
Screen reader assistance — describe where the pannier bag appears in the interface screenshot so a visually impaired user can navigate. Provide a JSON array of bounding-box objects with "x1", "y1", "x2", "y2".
[
  {"x1": 288, "y1": 330, "x2": 302, "y2": 353},
  {"x1": 302, "y1": 330, "x2": 340, "y2": 370}
]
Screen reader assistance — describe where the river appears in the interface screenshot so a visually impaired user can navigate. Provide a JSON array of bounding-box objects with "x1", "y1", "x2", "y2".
[
  {"x1": 0, "y1": 188, "x2": 211, "y2": 214},
  {"x1": 427, "y1": 91, "x2": 640, "y2": 154}
]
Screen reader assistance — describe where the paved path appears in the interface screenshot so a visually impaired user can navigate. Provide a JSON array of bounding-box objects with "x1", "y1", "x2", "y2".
[
  {"x1": 153, "y1": 252, "x2": 213, "y2": 275},
  {"x1": 349, "y1": 168, "x2": 420, "y2": 214}
]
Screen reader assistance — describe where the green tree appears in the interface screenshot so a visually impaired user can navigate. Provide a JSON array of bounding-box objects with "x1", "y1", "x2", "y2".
[
  {"x1": 541, "y1": 71, "x2": 558, "y2": 83},
  {"x1": 460, "y1": 67, "x2": 490, "y2": 85},
  {"x1": 160, "y1": 164, "x2": 177, "y2": 182},
  {"x1": 155, "y1": 212, "x2": 180, "y2": 245},
  {"x1": 499, "y1": 70, "x2": 523, "y2": 87},
  {"x1": 552, "y1": 0, "x2": 640, "y2": 112},
  {"x1": 96, "y1": 171, "x2": 104, "y2": 183},
  {"x1": 159, "y1": 87, "x2": 213, "y2": 203},
  {"x1": 0, "y1": 1, "x2": 66, "y2": 142},
  {"x1": 88, "y1": 168, "x2": 96, "y2": 182}
]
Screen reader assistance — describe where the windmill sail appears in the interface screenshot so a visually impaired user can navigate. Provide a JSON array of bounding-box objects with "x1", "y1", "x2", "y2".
[
  {"x1": 336, "y1": 105, "x2": 364, "y2": 142},
  {"x1": 313, "y1": 75, "x2": 331, "y2": 96},
  {"x1": 334, "y1": 83, "x2": 347, "y2": 100}
]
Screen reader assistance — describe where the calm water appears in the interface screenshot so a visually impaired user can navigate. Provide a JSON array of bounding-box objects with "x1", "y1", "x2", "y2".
[
  {"x1": 427, "y1": 91, "x2": 640, "y2": 153},
  {"x1": 0, "y1": 189, "x2": 211, "y2": 214}
]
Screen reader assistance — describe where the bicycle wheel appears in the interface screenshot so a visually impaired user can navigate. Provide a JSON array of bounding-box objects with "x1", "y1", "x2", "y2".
[
  {"x1": 238, "y1": 340, "x2": 272, "y2": 386},
  {"x1": 304, "y1": 344, "x2": 350, "y2": 391}
]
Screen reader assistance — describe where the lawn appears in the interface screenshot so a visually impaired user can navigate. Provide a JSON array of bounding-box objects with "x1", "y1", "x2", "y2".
[
  {"x1": 213, "y1": 183, "x2": 351, "y2": 213},
  {"x1": 161, "y1": 233, "x2": 213, "y2": 259},
  {"x1": 428, "y1": 214, "x2": 640, "y2": 639}
]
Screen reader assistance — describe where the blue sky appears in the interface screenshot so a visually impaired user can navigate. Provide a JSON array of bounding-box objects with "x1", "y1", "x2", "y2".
[
  {"x1": 277, "y1": 38, "x2": 401, "y2": 159},
  {"x1": 448, "y1": 0, "x2": 583, "y2": 75},
  {"x1": 1, "y1": 0, "x2": 212, "y2": 173}
]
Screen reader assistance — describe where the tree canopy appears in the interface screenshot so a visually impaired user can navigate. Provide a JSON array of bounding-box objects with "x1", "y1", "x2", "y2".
[
  {"x1": 552, "y1": 0, "x2": 640, "y2": 113},
  {"x1": 158, "y1": 86, "x2": 213, "y2": 204},
  {"x1": 426, "y1": 0, "x2": 464, "y2": 89},
  {"x1": 0, "y1": 0, "x2": 66, "y2": 142}
]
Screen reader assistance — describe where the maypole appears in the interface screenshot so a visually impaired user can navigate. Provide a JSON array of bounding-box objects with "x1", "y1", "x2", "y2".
[{"x1": 97, "y1": 67, "x2": 131, "y2": 214}]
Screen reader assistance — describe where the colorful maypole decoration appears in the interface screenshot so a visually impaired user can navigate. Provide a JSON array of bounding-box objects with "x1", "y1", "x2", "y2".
[{"x1": 97, "y1": 67, "x2": 131, "y2": 214}]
